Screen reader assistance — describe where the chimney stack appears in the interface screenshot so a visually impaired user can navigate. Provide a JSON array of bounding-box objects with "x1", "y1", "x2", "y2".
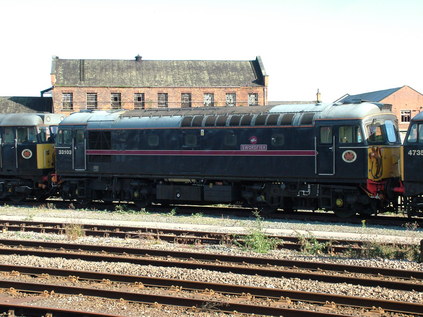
[{"x1": 316, "y1": 89, "x2": 321, "y2": 103}]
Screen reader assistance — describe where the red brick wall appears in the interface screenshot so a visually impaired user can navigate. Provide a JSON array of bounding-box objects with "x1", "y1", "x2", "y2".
[
  {"x1": 381, "y1": 86, "x2": 423, "y2": 133},
  {"x1": 52, "y1": 86, "x2": 267, "y2": 116}
]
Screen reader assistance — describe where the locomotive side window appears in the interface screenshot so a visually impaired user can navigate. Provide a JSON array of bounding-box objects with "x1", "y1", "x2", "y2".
[
  {"x1": 271, "y1": 134, "x2": 285, "y2": 147},
  {"x1": 339, "y1": 126, "x2": 362, "y2": 143},
  {"x1": 224, "y1": 133, "x2": 237, "y2": 147},
  {"x1": 184, "y1": 134, "x2": 197, "y2": 147},
  {"x1": 319, "y1": 126, "x2": 332, "y2": 144},
  {"x1": 148, "y1": 134, "x2": 159, "y2": 147}
]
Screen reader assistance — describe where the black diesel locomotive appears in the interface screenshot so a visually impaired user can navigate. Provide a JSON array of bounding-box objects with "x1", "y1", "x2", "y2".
[
  {"x1": 0, "y1": 113, "x2": 64, "y2": 201},
  {"x1": 53, "y1": 101, "x2": 402, "y2": 217},
  {"x1": 400, "y1": 112, "x2": 423, "y2": 217}
]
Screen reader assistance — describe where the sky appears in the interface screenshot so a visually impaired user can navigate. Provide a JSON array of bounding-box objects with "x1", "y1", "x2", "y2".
[{"x1": 0, "y1": 0, "x2": 422, "y2": 102}]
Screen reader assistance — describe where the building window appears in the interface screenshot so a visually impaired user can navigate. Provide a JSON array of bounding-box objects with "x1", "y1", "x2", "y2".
[
  {"x1": 87, "y1": 93, "x2": 98, "y2": 109},
  {"x1": 226, "y1": 93, "x2": 236, "y2": 107},
  {"x1": 134, "y1": 93, "x2": 145, "y2": 109},
  {"x1": 62, "y1": 93, "x2": 73, "y2": 110},
  {"x1": 158, "y1": 93, "x2": 168, "y2": 107},
  {"x1": 181, "y1": 93, "x2": 192, "y2": 108},
  {"x1": 401, "y1": 110, "x2": 411, "y2": 123},
  {"x1": 204, "y1": 93, "x2": 214, "y2": 107},
  {"x1": 248, "y1": 93, "x2": 258, "y2": 106},
  {"x1": 111, "y1": 93, "x2": 121, "y2": 109}
]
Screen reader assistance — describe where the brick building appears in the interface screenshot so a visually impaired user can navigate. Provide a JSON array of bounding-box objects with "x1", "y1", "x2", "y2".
[
  {"x1": 50, "y1": 56, "x2": 268, "y2": 115},
  {"x1": 336, "y1": 85, "x2": 423, "y2": 134}
]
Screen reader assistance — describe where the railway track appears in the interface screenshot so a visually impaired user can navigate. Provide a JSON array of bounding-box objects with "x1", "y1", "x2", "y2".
[
  {"x1": 0, "y1": 303, "x2": 119, "y2": 317},
  {"x1": 0, "y1": 263, "x2": 422, "y2": 316},
  {"x1": 0, "y1": 238, "x2": 421, "y2": 292},
  {"x1": 8, "y1": 199, "x2": 423, "y2": 227},
  {"x1": 0, "y1": 219, "x2": 418, "y2": 256}
]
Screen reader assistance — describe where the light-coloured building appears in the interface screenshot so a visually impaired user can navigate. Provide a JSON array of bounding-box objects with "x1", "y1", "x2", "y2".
[{"x1": 336, "y1": 86, "x2": 423, "y2": 134}]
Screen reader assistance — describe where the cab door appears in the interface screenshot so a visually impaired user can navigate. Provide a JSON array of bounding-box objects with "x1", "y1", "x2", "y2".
[
  {"x1": 1, "y1": 127, "x2": 17, "y2": 174},
  {"x1": 316, "y1": 125, "x2": 335, "y2": 175},
  {"x1": 73, "y1": 129, "x2": 86, "y2": 171}
]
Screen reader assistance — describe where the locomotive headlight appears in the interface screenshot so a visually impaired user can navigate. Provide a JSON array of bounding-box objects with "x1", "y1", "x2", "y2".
[{"x1": 335, "y1": 198, "x2": 344, "y2": 208}]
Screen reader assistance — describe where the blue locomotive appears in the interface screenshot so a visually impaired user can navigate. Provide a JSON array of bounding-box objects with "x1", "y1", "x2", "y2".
[{"x1": 53, "y1": 101, "x2": 402, "y2": 217}]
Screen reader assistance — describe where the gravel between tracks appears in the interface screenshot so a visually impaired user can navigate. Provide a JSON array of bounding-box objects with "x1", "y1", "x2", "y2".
[{"x1": 0, "y1": 205, "x2": 422, "y2": 316}]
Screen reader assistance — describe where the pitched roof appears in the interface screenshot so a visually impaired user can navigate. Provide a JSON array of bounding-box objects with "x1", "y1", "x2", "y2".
[
  {"x1": 52, "y1": 56, "x2": 267, "y2": 88},
  {"x1": 336, "y1": 86, "x2": 403, "y2": 103},
  {"x1": 0, "y1": 97, "x2": 53, "y2": 113}
]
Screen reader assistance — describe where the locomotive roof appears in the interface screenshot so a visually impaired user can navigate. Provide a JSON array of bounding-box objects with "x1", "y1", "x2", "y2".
[
  {"x1": 410, "y1": 111, "x2": 423, "y2": 122},
  {"x1": 0, "y1": 113, "x2": 64, "y2": 126},
  {"x1": 59, "y1": 102, "x2": 392, "y2": 128}
]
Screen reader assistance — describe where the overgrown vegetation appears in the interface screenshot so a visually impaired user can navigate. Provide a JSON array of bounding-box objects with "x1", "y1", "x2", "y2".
[
  {"x1": 296, "y1": 233, "x2": 331, "y2": 255},
  {"x1": 64, "y1": 224, "x2": 85, "y2": 240},
  {"x1": 346, "y1": 241, "x2": 420, "y2": 262},
  {"x1": 236, "y1": 210, "x2": 281, "y2": 254}
]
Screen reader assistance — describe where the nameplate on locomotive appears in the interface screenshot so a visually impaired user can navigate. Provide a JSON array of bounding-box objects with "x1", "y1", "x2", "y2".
[{"x1": 240, "y1": 144, "x2": 268, "y2": 151}]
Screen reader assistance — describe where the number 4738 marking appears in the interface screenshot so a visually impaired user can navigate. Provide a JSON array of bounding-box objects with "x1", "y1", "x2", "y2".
[{"x1": 408, "y1": 149, "x2": 423, "y2": 156}]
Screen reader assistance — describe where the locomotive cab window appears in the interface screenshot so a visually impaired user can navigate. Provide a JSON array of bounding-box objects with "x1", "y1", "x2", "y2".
[
  {"x1": 339, "y1": 126, "x2": 362, "y2": 143},
  {"x1": 406, "y1": 123, "x2": 423, "y2": 143},
  {"x1": 2, "y1": 127, "x2": 15, "y2": 143},
  {"x1": 407, "y1": 124, "x2": 418, "y2": 143},
  {"x1": 17, "y1": 127, "x2": 37, "y2": 143},
  {"x1": 366, "y1": 119, "x2": 398, "y2": 144},
  {"x1": 385, "y1": 120, "x2": 398, "y2": 143},
  {"x1": 319, "y1": 126, "x2": 332, "y2": 144},
  {"x1": 56, "y1": 129, "x2": 73, "y2": 146}
]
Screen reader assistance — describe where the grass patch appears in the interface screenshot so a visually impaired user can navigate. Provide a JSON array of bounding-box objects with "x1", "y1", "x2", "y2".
[
  {"x1": 236, "y1": 210, "x2": 281, "y2": 254},
  {"x1": 297, "y1": 233, "x2": 331, "y2": 255},
  {"x1": 346, "y1": 241, "x2": 420, "y2": 262},
  {"x1": 64, "y1": 224, "x2": 85, "y2": 240}
]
